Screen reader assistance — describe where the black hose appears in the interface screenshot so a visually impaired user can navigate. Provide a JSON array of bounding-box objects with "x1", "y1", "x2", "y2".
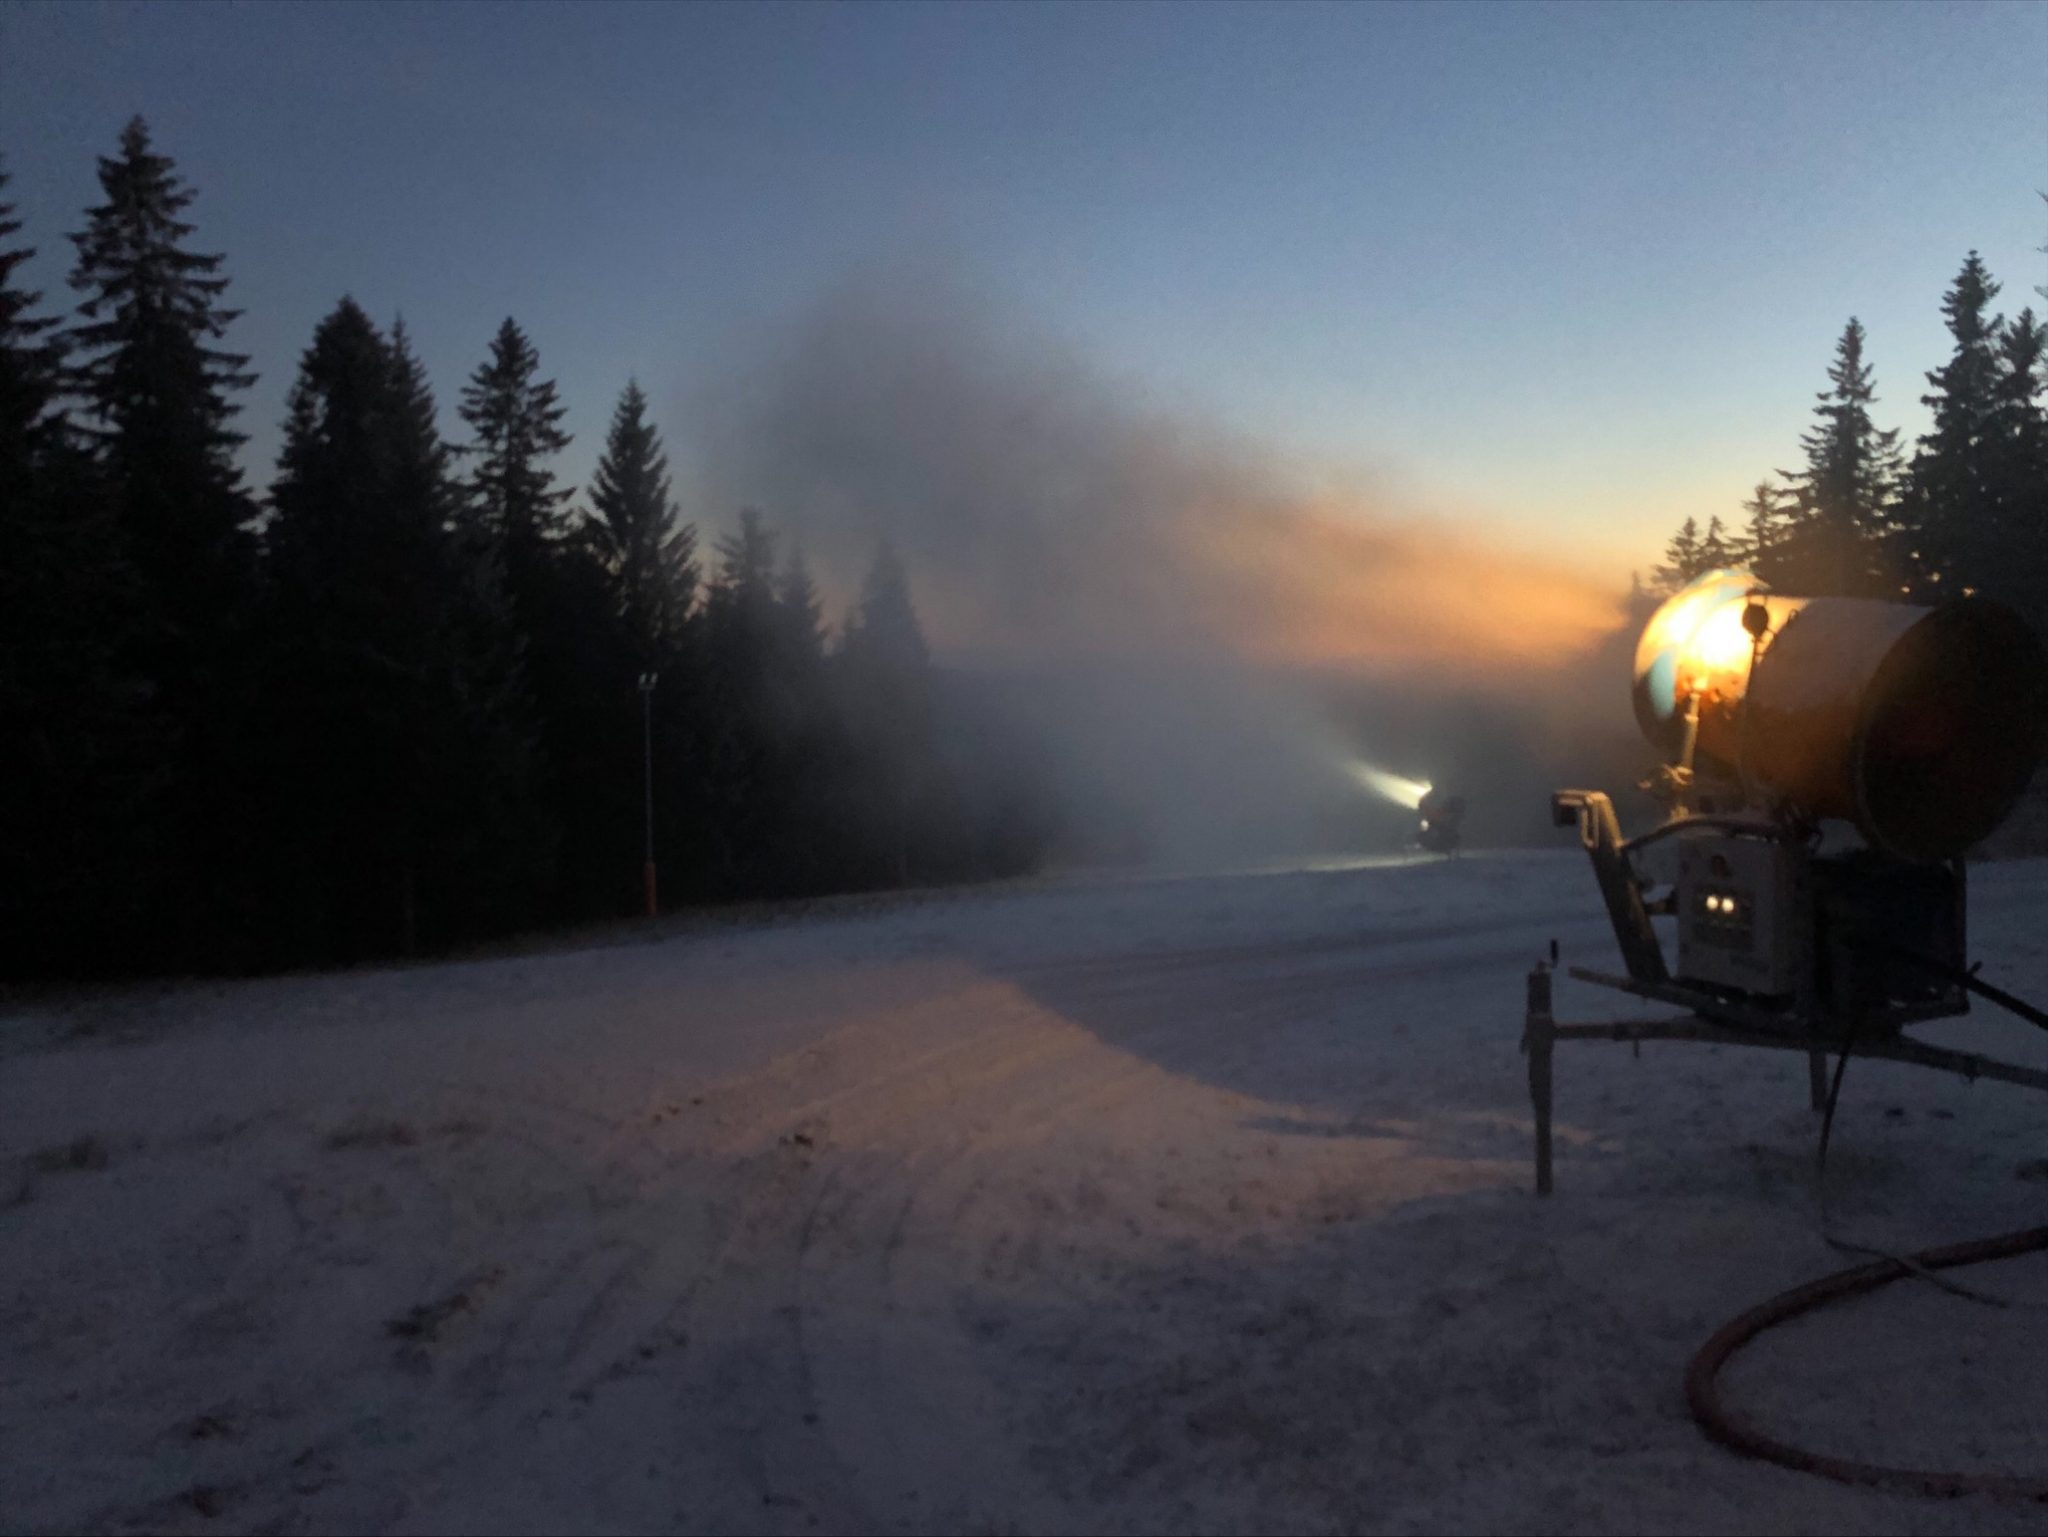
[
  {"x1": 1689, "y1": 957, "x2": 2048, "y2": 1498},
  {"x1": 1686, "y1": 1225, "x2": 2048, "y2": 1499}
]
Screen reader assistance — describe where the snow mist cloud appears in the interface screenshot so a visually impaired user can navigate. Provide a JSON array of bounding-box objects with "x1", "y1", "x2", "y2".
[{"x1": 690, "y1": 273, "x2": 1638, "y2": 865}]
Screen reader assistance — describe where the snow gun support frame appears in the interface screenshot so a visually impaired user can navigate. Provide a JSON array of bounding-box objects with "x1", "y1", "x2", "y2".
[
  {"x1": 1517, "y1": 575, "x2": 2048, "y2": 1192},
  {"x1": 1521, "y1": 795, "x2": 2048, "y2": 1195}
]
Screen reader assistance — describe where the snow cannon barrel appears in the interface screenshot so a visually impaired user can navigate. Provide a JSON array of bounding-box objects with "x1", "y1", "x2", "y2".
[{"x1": 1632, "y1": 569, "x2": 2046, "y2": 862}]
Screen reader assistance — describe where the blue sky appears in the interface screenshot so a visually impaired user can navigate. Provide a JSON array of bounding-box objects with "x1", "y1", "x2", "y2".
[{"x1": 3, "y1": 0, "x2": 2043, "y2": 575}]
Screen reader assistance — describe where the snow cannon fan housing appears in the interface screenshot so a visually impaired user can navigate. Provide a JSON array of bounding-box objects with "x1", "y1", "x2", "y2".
[
  {"x1": 1631, "y1": 570, "x2": 2045, "y2": 862},
  {"x1": 1556, "y1": 570, "x2": 2045, "y2": 1030}
]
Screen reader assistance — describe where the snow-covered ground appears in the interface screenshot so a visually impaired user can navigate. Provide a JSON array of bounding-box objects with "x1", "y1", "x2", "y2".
[{"x1": 6, "y1": 850, "x2": 2048, "y2": 1535}]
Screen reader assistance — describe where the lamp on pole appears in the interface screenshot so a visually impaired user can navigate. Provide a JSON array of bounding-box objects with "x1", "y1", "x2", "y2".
[{"x1": 638, "y1": 671, "x2": 659, "y2": 918}]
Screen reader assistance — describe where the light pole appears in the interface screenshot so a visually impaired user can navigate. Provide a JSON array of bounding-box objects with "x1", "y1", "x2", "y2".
[{"x1": 638, "y1": 671, "x2": 659, "y2": 918}]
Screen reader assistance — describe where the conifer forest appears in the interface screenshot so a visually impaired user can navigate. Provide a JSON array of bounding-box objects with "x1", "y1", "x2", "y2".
[{"x1": 1, "y1": 120, "x2": 1048, "y2": 979}]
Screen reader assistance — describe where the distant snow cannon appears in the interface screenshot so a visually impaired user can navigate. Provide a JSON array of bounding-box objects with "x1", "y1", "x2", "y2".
[
  {"x1": 1416, "y1": 786, "x2": 1466, "y2": 855},
  {"x1": 1346, "y1": 761, "x2": 1460, "y2": 851},
  {"x1": 1630, "y1": 568, "x2": 2046, "y2": 861}
]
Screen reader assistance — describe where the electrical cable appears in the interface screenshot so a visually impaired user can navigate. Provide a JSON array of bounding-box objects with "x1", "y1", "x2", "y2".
[
  {"x1": 1813, "y1": 1003, "x2": 2048, "y2": 1311},
  {"x1": 1685, "y1": 964, "x2": 2048, "y2": 1498}
]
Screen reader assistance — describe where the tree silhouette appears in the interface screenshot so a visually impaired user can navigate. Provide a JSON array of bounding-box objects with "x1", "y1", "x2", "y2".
[
  {"x1": 838, "y1": 539, "x2": 933, "y2": 884},
  {"x1": 0, "y1": 160, "x2": 165, "y2": 973},
  {"x1": 63, "y1": 117, "x2": 262, "y2": 964},
  {"x1": 65, "y1": 117, "x2": 255, "y2": 623},
  {"x1": 583, "y1": 380, "x2": 696, "y2": 667},
  {"x1": 1652, "y1": 516, "x2": 1703, "y2": 592},
  {"x1": 0, "y1": 122, "x2": 1063, "y2": 976},
  {"x1": 1737, "y1": 481, "x2": 1790, "y2": 574},
  {"x1": 263, "y1": 299, "x2": 547, "y2": 957},
  {"x1": 459, "y1": 317, "x2": 574, "y2": 622},
  {"x1": 1697, "y1": 514, "x2": 1734, "y2": 572},
  {"x1": 1903, "y1": 253, "x2": 2006, "y2": 597},
  {"x1": 0, "y1": 159, "x2": 63, "y2": 477},
  {"x1": 1777, "y1": 318, "x2": 1904, "y2": 595},
  {"x1": 1989, "y1": 306, "x2": 2048, "y2": 624}
]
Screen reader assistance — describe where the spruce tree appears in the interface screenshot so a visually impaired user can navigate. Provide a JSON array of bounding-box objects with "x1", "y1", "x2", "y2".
[
  {"x1": 264, "y1": 299, "x2": 443, "y2": 957},
  {"x1": 1738, "y1": 481, "x2": 1791, "y2": 578},
  {"x1": 0, "y1": 160, "x2": 63, "y2": 481},
  {"x1": 0, "y1": 161, "x2": 165, "y2": 975},
  {"x1": 262, "y1": 299, "x2": 546, "y2": 958},
  {"x1": 837, "y1": 540, "x2": 933, "y2": 885},
  {"x1": 775, "y1": 542, "x2": 827, "y2": 673},
  {"x1": 1697, "y1": 515, "x2": 1734, "y2": 573},
  {"x1": 390, "y1": 317, "x2": 550, "y2": 940},
  {"x1": 1652, "y1": 516, "x2": 1704, "y2": 592},
  {"x1": 62, "y1": 118, "x2": 260, "y2": 965},
  {"x1": 1778, "y1": 318, "x2": 1905, "y2": 595},
  {"x1": 583, "y1": 380, "x2": 696, "y2": 666},
  {"x1": 700, "y1": 509, "x2": 785, "y2": 893},
  {"x1": 1904, "y1": 253, "x2": 2006, "y2": 596},
  {"x1": 459, "y1": 318, "x2": 626, "y2": 915},
  {"x1": 1989, "y1": 307, "x2": 2048, "y2": 622},
  {"x1": 840, "y1": 539, "x2": 928, "y2": 674},
  {"x1": 707, "y1": 508, "x2": 781, "y2": 657},
  {"x1": 458, "y1": 316, "x2": 573, "y2": 620},
  {"x1": 65, "y1": 117, "x2": 255, "y2": 623}
]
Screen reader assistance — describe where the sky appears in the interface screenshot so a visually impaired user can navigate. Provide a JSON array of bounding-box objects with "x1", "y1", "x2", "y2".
[{"x1": 3, "y1": 0, "x2": 2044, "y2": 583}]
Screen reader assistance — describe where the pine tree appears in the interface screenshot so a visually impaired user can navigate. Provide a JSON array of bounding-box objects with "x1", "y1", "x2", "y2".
[
  {"x1": 459, "y1": 317, "x2": 631, "y2": 916},
  {"x1": 775, "y1": 542, "x2": 826, "y2": 672},
  {"x1": 65, "y1": 116, "x2": 255, "y2": 622},
  {"x1": 390, "y1": 317, "x2": 551, "y2": 941},
  {"x1": 836, "y1": 540, "x2": 933, "y2": 885},
  {"x1": 62, "y1": 118, "x2": 261, "y2": 965},
  {"x1": 1778, "y1": 318, "x2": 1905, "y2": 595},
  {"x1": 261, "y1": 299, "x2": 546, "y2": 959},
  {"x1": 1738, "y1": 481, "x2": 1791, "y2": 577},
  {"x1": 1697, "y1": 515, "x2": 1734, "y2": 573},
  {"x1": 1989, "y1": 306, "x2": 2048, "y2": 622},
  {"x1": 458, "y1": 316, "x2": 572, "y2": 617},
  {"x1": 264, "y1": 299, "x2": 444, "y2": 957},
  {"x1": 699, "y1": 509, "x2": 786, "y2": 893},
  {"x1": 840, "y1": 539, "x2": 928, "y2": 674},
  {"x1": 1652, "y1": 516, "x2": 1704, "y2": 592},
  {"x1": 1903, "y1": 254, "x2": 2006, "y2": 596},
  {"x1": 582, "y1": 380, "x2": 696, "y2": 666},
  {"x1": 0, "y1": 160, "x2": 172, "y2": 975},
  {"x1": 0, "y1": 159, "x2": 63, "y2": 481},
  {"x1": 708, "y1": 508, "x2": 781, "y2": 652}
]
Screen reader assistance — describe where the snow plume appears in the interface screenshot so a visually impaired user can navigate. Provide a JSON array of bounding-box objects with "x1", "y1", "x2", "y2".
[
  {"x1": 692, "y1": 272, "x2": 1638, "y2": 865},
  {"x1": 1348, "y1": 764, "x2": 1434, "y2": 812}
]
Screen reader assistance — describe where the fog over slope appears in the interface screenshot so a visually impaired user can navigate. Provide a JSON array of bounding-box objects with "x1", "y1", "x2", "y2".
[{"x1": 690, "y1": 274, "x2": 1647, "y2": 864}]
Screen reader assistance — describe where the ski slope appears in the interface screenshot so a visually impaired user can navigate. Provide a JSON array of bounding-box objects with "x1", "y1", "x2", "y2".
[{"x1": 5, "y1": 850, "x2": 2048, "y2": 1534}]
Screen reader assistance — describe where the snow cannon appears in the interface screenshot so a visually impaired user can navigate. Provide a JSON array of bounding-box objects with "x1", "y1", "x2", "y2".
[
  {"x1": 1552, "y1": 571, "x2": 2043, "y2": 1038},
  {"x1": 1531, "y1": 574, "x2": 2048, "y2": 1203},
  {"x1": 1631, "y1": 569, "x2": 2045, "y2": 862},
  {"x1": 1416, "y1": 787, "x2": 1465, "y2": 855}
]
